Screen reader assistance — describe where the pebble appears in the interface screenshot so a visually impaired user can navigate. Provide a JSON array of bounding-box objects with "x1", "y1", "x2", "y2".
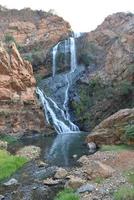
[{"x1": 3, "y1": 178, "x2": 18, "y2": 186}]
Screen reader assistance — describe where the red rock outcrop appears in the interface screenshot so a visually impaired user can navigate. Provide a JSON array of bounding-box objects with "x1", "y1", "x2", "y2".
[
  {"x1": 86, "y1": 109, "x2": 134, "y2": 145},
  {"x1": 81, "y1": 12, "x2": 134, "y2": 82},
  {"x1": 0, "y1": 43, "x2": 52, "y2": 135},
  {"x1": 0, "y1": 7, "x2": 71, "y2": 74}
]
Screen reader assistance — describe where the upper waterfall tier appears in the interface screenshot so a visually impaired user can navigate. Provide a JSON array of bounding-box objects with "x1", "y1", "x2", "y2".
[{"x1": 37, "y1": 34, "x2": 84, "y2": 134}]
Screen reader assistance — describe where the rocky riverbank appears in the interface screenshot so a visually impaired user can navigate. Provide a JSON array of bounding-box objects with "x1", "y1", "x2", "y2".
[{"x1": 0, "y1": 140, "x2": 134, "y2": 200}]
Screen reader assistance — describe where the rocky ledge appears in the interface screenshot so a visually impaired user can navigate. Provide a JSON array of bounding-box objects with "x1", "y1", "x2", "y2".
[
  {"x1": 86, "y1": 108, "x2": 134, "y2": 145},
  {"x1": 0, "y1": 42, "x2": 52, "y2": 135}
]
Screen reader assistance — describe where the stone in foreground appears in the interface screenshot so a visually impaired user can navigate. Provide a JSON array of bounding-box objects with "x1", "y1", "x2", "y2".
[
  {"x1": 54, "y1": 168, "x2": 68, "y2": 179},
  {"x1": 16, "y1": 145, "x2": 41, "y2": 160}
]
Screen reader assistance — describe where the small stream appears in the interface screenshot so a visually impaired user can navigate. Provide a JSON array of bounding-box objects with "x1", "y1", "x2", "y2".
[{"x1": 0, "y1": 132, "x2": 89, "y2": 200}]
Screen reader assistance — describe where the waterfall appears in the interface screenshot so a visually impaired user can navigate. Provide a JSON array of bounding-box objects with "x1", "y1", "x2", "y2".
[
  {"x1": 37, "y1": 34, "x2": 80, "y2": 134},
  {"x1": 52, "y1": 43, "x2": 59, "y2": 77}
]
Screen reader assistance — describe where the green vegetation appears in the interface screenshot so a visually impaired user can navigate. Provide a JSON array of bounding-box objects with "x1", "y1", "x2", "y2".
[
  {"x1": 72, "y1": 76, "x2": 133, "y2": 129},
  {"x1": 54, "y1": 189, "x2": 79, "y2": 200},
  {"x1": 35, "y1": 74, "x2": 44, "y2": 85},
  {"x1": 76, "y1": 38, "x2": 99, "y2": 66},
  {"x1": 124, "y1": 124, "x2": 134, "y2": 139},
  {"x1": 113, "y1": 186, "x2": 134, "y2": 200},
  {"x1": 0, "y1": 135, "x2": 17, "y2": 144},
  {"x1": 0, "y1": 150, "x2": 27, "y2": 181},
  {"x1": 124, "y1": 168, "x2": 134, "y2": 185},
  {"x1": 100, "y1": 144, "x2": 134, "y2": 152},
  {"x1": 94, "y1": 177, "x2": 104, "y2": 184},
  {"x1": 4, "y1": 33, "x2": 16, "y2": 44}
]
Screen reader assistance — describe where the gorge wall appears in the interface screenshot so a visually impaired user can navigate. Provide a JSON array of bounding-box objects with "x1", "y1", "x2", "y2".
[
  {"x1": 0, "y1": 6, "x2": 71, "y2": 135},
  {"x1": 0, "y1": 42, "x2": 52, "y2": 135},
  {"x1": 72, "y1": 12, "x2": 134, "y2": 131},
  {"x1": 0, "y1": 6, "x2": 71, "y2": 75}
]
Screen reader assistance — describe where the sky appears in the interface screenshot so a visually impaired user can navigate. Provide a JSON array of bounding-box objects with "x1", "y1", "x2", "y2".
[{"x1": 0, "y1": 0, "x2": 134, "y2": 32}]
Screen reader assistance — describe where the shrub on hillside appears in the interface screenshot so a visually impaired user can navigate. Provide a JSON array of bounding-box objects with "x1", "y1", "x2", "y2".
[
  {"x1": 4, "y1": 33, "x2": 16, "y2": 44},
  {"x1": 124, "y1": 124, "x2": 134, "y2": 139}
]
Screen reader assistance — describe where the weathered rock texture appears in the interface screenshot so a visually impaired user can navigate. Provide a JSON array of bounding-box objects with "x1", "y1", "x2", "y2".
[
  {"x1": 73, "y1": 12, "x2": 134, "y2": 132},
  {"x1": 80, "y1": 12, "x2": 134, "y2": 82},
  {"x1": 86, "y1": 108, "x2": 134, "y2": 145},
  {"x1": 0, "y1": 6, "x2": 71, "y2": 74},
  {"x1": 0, "y1": 43, "x2": 52, "y2": 135}
]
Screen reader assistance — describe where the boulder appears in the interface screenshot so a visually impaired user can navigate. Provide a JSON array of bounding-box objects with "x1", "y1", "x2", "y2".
[
  {"x1": 77, "y1": 183, "x2": 95, "y2": 193},
  {"x1": 43, "y1": 178, "x2": 61, "y2": 185},
  {"x1": 65, "y1": 176, "x2": 85, "y2": 189},
  {"x1": 16, "y1": 145, "x2": 41, "y2": 160},
  {"x1": 3, "y1": 178, "x2": 18, "y2": 186},
  {"x1": 86, "y1": 109, "x2": 134, "y2": 145},
  {"x1": 84, "y1": 161, "x2": 115, "y2": 179},
  {"x1": 54, "y1": 168, "x2": 68, "y2": 179},
  {"x1": 0, "y1": 140, "x2": 7, "y2": 150}
]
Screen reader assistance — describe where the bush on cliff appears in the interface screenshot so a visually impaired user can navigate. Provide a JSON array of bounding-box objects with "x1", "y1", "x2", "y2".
[
  {"x1": 125, "y1": 124, "x2": 134, "y2": 139},
  {"x1": 4, "y1": 33, "x2": 16, "y2": 44},
  {"x1": 72, "y1": 76, "x2": 133, "y2": 130}
]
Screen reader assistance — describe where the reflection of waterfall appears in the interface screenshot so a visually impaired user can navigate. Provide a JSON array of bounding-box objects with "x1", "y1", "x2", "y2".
[{"x1": 37, "y1": 34, "x2": 81, "y2": 134}]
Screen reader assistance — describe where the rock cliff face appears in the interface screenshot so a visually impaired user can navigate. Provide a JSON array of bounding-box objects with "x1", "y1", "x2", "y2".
[
  {"x1": 0, "y1": 6, "x2": 71, "y2": 74},
  {"x1": 0, "y1": 43, "x2": 52, "y2": 135},
  {"x1": 72, "y1": 12, "x2": 134, "y2": 132},
  {"x1": 79, "y1": 12, "x2": 134, "y2": 82},
  {"x1": 86, "y1": 109, "x2": 134, "y2": 145}
]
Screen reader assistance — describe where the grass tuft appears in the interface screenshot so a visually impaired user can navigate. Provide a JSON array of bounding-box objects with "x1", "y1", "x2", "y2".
[
  {"x1": 0, "y1": 150, "x2": 27, "y2": 181},
  {"x1": 124, "y1": 168, "x2": 134, "y2": 185},
  {"x1": 113, "y1": 186, "x2": 134, "y2": 200},
  {"x1": 100, "y1": 144, "x2": 134, "y2": 152},
  {"x1": 54, "y1": 189, "x2": 80, "y2": 200}
]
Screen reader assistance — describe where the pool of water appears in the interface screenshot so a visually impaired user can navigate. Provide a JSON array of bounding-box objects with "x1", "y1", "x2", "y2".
[{"x1": 9, "y1": 132, "x2": 89, "y2": 167}]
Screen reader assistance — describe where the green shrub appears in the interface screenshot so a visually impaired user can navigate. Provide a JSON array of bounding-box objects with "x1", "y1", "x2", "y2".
[
  {"x1": 4, "y1": 34, "x2": 16, "y2": 44},
  {"x1": 94, "y1": 177, "x2": 104, "y2": 184},
  {"x1": 35, "y1": 74, "x2": 44, "y2": 85},
  {"x1": 124, "y1": 169, "x2": 134, "y2": 185},
  {"x1": 0, "y1": 150, "x2": 27, "y2": 181},
  {"x1": 124, "y1": 124, "x2": 134, "y2": 139},
  {"x1": 113, "y1": 186, "x2": 134, "y2": 200},
  {"x1": 0, "y1": 135, "x2": 17, "y2": 144},
  {"x1": 54, "y1": 189, "x2": 79, "y2": 200},
  {"x1": 116, "y1": 80, "x2": 133, "y2": 96}
]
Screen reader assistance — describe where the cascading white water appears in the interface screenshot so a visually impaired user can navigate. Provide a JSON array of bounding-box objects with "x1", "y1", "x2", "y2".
[
  {"x1": 70, "y1": 37, "x2": 77, "y2": 72},
  {"x1": 37, "y1": 35, "x2": 80, "y2": 134},
  {"x1": 52, "y1": 43, "x2": 59, "y2": 77}
]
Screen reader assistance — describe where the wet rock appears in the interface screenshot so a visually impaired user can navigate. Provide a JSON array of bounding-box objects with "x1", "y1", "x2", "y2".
[
  {"x1": 0, "y1": 140, "x2": 7, "y2": 150},
  {"x1": 43, "y1": 178, "x2": 61, "y2": 185},
  {"x1": 84, "y1": 161, "x2": 115, "y2": 179},
  {"x1": 65, "y1": 175, "x2": 85, "y2": 189},
  {"x1": 87, "y1": 142, "x2": 96, "y2": 151},
  {"x1": 16, "y1": 145, "x2": 41, "y2": 160},
  {"x1": 4, "y1": 178, "x2": 18, "y2": 186},
  {"x1": 77, "y1": 155, "x2": 89, "y2": 165},
  {"x1": 54, "y1": 168, "x2": 68, "y2": 179},
  {"x1": 34, "y1": 166, "x2": 59, "y2": 180},
  {"x1": 72, "y1": 154, "x2": 78, "y2": 159},
  {"x1": 77, "y1": 184, "x2": 95, "y2": 193},
  {"x1": 38, "y1": 160, "x2": 48, "y2": 168},
  {"x1": 0, "y1": 195, "x2": 5, "y2": 200}
]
